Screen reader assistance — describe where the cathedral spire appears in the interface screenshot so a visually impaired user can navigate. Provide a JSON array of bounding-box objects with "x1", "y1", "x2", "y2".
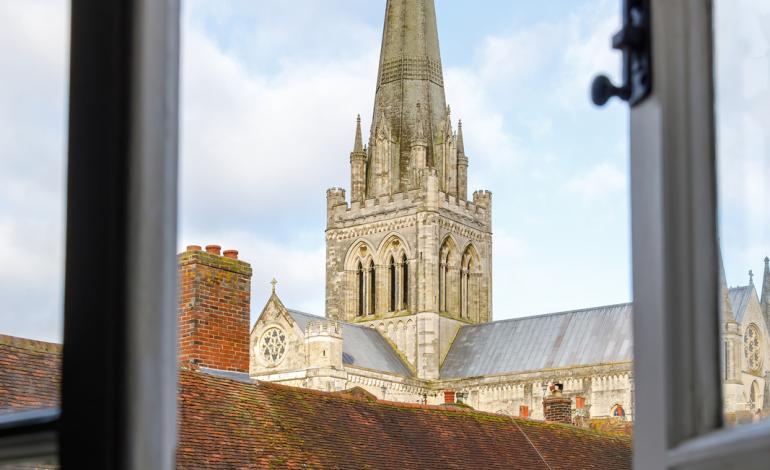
[{"x1": 373, "y1": 0, "x2": 447, "y2": 173}]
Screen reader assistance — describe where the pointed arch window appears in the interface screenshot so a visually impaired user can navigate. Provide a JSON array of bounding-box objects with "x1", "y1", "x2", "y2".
[
  {"x1": 368, "y1": 260, "x2": 376, "y2": 315},
  {"x1": 389, "y1": 256, "x2": 396, "y2": 312},
  {"x1": 461, "y1": 253, "x2": 471, "y2": 319},
  {"x1": 356, "y1": 262, "x2": 364, "y2": 317},
  {"x1": 401, "y1": 255, "x2": 409, "y2": 310}
]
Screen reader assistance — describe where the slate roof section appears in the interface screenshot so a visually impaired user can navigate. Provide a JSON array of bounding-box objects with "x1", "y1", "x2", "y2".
[
  {"x1": 441, "y1": 303, "x2": 633, "y2": 379},
  {"x1": 179, "y1": 369, "x2": 632, "y2": 470},
  {"x1": 729, "y1": 285, "x2": 757, "y2": 323},
  {"x1": 0, "y1": 334, "x2": 61, "y2": 413},
  {"x1": 287, "y1": 309, "x2": 413, "y2": 377}
]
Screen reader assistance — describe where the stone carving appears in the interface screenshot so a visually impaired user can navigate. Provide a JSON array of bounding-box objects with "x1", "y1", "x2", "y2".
[
  {"x1": 378, "y1": 56, "x2": 444, "y2": 87},
  {"x1": 259, "y1": 327, "x2": 287, "y2": 367}
]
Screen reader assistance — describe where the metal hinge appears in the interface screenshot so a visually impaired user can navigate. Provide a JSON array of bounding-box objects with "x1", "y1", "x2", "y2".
[{"x1": 591, "y1": 0, "x2": 652, "y2": 107}]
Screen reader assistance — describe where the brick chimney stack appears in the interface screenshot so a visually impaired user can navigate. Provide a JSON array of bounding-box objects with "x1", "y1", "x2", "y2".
[
  {"x1": 178, "y1": 244, "x2": 252, "y2": 372},
  {"x1": 543, "y1": 383, "x2": 573, "y2": 425}
]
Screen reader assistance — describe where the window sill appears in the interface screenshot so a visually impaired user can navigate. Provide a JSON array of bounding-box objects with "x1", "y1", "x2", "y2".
[
  {"x1": 0, "y1": 408, "x2": 59, "y2": 465},
  {"x1": 667, "y1": 419, "x2": 770, "y2": 469}
]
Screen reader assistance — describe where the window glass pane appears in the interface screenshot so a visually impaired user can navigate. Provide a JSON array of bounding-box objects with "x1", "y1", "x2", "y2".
[
  {"x1": 180, "y1": 0, "x2": 632, "y2": 435},
  {"x1": 715, "y1": 0, "x2": 770, "y2": 426},
  {"x1": 0, "y1": 1, "x2": 68, "y2": 415}
]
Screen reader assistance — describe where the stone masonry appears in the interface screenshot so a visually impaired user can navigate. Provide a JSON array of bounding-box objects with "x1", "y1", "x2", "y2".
[{"x1": 325, "y1": 0, "x2": 492, "y2": 381}]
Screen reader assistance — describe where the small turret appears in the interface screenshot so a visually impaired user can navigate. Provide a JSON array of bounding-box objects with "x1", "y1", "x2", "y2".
[
  {"x1": 350, "y1": 115, "x2": 367, "y2": 203},
  {"x1": 473, "y1": 190, "x2": 492, "y2": 210},
  {"x1": 305, "y1": 320, "x2": 343, "y2": 370},
  {"x1": 327, "y1": 187, "x2": 346, "y2": 213}
]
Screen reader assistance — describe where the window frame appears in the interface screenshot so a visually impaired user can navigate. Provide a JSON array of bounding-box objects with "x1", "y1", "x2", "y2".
[
  {"x1": 631, "y1": 0, "x2": 770, "y2": 468},
  {"x1": 0, "y1": 0, "x2": 180, "y2": 468},
  {"x1": 3, "y1": 0, "x2": 769, "y2": 468}
]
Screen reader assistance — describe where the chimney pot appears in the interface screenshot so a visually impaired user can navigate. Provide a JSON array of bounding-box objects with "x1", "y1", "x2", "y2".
[
  {"x1": 223, "y1": 249, "x2": 239, "y2": 260},
  {"x1": 205, "y1": 245, "x2": 222, "y2": 256},
  {"x1": 444, "y1": 390, "x2": 455, "y2": 404},
  {"x1": 549, "y1": 382, "x2": 564, "y2": 397},
  {"x1": 186, "y1": 245, "x2": 202, "y2": 252}
]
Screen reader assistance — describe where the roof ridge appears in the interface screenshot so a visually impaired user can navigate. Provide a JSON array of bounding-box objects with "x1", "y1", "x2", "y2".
[
  {"x1": 288, "y1": 309, "x2": 380, "y2": 333},
  {"x1": 0, "y1": 334, "x2": 62, "y2": 354},
  {"x1": 462, "y1": 302, "x2": 633, "y2": 328},
  {"x1": 729, "y1": 284, "x2": 753, "y2": 291}
]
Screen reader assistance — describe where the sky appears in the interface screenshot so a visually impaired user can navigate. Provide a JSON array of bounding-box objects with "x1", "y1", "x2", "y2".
[{"x1": 0, "y1": 0, "x2": 767, "y2": 343}]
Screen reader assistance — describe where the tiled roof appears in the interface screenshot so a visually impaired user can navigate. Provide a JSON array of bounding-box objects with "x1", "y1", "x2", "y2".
[
  {"x1": 288, "y1": 309, "x2": 413, "y2": 376},
  {"x1": 0, "y1": 334, "x2": 631, "y2": 469},
  {"x1": 0, "y1": 334, "x2": 61, "y2": 413},
  {"x1": 442, "y1": 303, "x2": 633, "y2": 378},
  {"x1": 179, "y1": 369, "x2": 632, "y2": 469}
]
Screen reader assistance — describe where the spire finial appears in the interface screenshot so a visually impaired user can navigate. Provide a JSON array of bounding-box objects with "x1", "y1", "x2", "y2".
[
  {"x1": 270, "y1": 278, "x2": 278, "y2": 294},
  {"x1": 353, "y1": 114, "x2": 364, "y2": 153},
  {"x1": 750, "y1": 270, "x2": 755, "y2": 285}
]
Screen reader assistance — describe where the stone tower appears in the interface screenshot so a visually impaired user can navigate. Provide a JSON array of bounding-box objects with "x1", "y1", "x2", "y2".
[{"x1": 325, "y1": 0, "x2": 492, "y2": 380}]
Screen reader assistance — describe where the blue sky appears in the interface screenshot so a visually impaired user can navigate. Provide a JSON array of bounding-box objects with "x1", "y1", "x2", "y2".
[
  {"x1": 178, "y1": 0, "x2": 633, "y2": 322},
  {"x1": 0, "y1": 0, "x2": 767, "y2": 342}
]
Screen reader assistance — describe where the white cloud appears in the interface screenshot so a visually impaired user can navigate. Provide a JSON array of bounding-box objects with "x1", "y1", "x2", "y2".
[
  {"x1": 566, "y1": 163, "x2": 627, "y2": 202},
  {"x1": 0, "y1": 0, "x2": 68, "y2": 342},
  {"x1": 179, "y1": 231, "x2": 325, "y2": 323},
  {"x1": 180, "y1": 22, "x2": 379, "y2": 232},
  {"x1": 713, "y1": 0, "x2": 770, "y2": 286}
]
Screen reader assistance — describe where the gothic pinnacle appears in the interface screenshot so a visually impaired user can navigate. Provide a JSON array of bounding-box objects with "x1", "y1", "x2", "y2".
[
  {"x1": 353, "y1": 114, "x2": 364, "y2": 153},
  {"x1": 762, "y1": 256, "x2": 770, "y2": 310},
  {"x1": 457, "y1": 119, "x2": 465, "y2": 155}
]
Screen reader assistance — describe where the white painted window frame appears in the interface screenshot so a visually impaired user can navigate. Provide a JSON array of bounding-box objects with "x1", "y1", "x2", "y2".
[{"x1": 631, "y1": 0, "x2": 770, "y2": 468}]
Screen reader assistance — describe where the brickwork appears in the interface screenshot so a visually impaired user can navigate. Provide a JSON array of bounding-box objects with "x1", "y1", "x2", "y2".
[
  {"x1": 178, "y1": 245, "x2": 252, "y2": 372},
  {"x1": 543, "y1": 396, "x2": 573, "y2": 425}
]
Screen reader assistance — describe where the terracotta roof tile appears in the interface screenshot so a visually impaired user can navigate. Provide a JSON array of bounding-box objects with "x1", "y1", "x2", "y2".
[
  {"x1": 179, "y1": 370, "x2": 631, "y2": 469},
  {"x1": 0, "y1": 334, "x2": 61, "y2": 412},
  {"x1": 0, "y1": 336, "x2": 631, "y2": 469}
]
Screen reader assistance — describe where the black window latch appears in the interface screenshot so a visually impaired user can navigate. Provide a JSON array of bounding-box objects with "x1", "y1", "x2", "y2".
[{"x1": 591, "y1": 0, "x2": 652, "y2": 107}]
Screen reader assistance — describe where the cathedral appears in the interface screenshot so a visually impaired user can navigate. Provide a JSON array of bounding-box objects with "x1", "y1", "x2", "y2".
[{"x1": 246, "y1": 0, "x2": 770, "y2": 423}]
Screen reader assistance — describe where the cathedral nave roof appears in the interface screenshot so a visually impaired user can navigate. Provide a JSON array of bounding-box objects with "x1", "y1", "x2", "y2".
[{"x1": 441, "y1": 304, "x2": 633, "y2": 379}]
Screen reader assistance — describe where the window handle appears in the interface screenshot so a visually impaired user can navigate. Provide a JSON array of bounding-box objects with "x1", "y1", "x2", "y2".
[{"x1": 591, "y1": 0, "x2": 652, "y2": 107}]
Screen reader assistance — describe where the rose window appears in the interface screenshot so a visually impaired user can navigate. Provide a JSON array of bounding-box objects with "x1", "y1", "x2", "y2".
[
  {"x1": 744, "y1": 324, "x2": 762, "y2": 373},
  {"x1": 260, "y1": 327, "x2": 287, "y2": 366}
]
